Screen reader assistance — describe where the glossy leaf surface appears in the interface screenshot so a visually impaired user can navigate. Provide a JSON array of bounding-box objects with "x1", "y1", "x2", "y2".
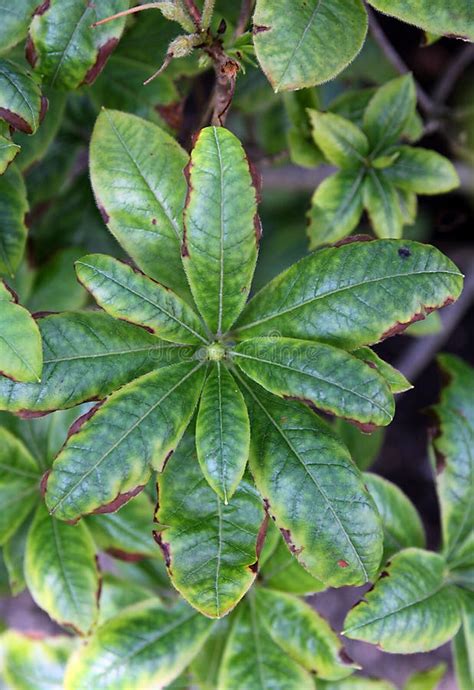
[
  {"x1": 89, "y1": 110, "x2": 190, "y2": 298},
  {"x1": 253, "y1": 0, "x2": 367, "y2": 91},
  {"x1": 45, "y1": 361, "x2": 205, "y2": 521},
  {"x1": 155, "y1": 434, "x2": 264, "y2": 618},
  {"x1": 183, "y1": 126, "x2": 259, "y2": 334},
  {"x1": 234, "y1": 240, "x2": 463, "y2": 349},
  {"x1": 344, "y1": 548, "x2": 461, "y2": 652},
  {"x1": 0, "y1": 59, "x2": 43, "y2": 134},
  {"x1": 0, "y1": 0, "x2": 38, "y2": 52},
  {"x1": 0, "y1": 281, "x2": 42, "y2": 383},
  {"x1": 196, "y1": 363, "x2": 250, "y2": 502}
]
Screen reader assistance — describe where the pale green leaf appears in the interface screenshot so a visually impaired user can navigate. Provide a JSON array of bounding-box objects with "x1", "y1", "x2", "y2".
[
  {"x1": 363, "y1": 170, "x2": 404, "y2": 239},
  {"x1": 367, "y1": 1, "x2": 474, "y2": 41},
  {"x1": 75, "y1": 254, "x2": 208, "y2": 345},
  {"x1": 0, "y1": 311, "x2": 190, "y2": 415},
  {"x1": 28, "y1": 0, "x2": 129, "y2": 90},
  {"x1": 0, "y1": 165, "x2": 29, "y2": 277},
  {"x1": 0, "y1": 59, "x2": 43, "y2": 134},
  {"x1": 183, "y1": 126, "x2": 259, "y2": 334},
  {"x1": 64, "y1": 600, "x2": 213, "y2": 690},
  {"x1": 233, "y1": 337, "x2": 394, "y2": 428},
  {"x1": 307, "y1": 171, "x2": 364, "y2": 249},
  {"x1": 89, "y1": 110, "x2": 190, "y2": 299},
  {"x1": 2, "y1": 632, "x2": 75, "y2": 690},
  {"x1": 404, "y1": 663, "x2": 447, "y2": 690},
  {"x1": 25, "y1": 504, "x2": 99, "y2": 634},
  {"x1": 241, "y1": 380, "x2": 383, "y2": 586},
  {"x1": 218, "y1": 599, "x2": 314, "y2": 690},
  {"x1": 396, "y1": 188, "x2": 418, "y2": 225},
  {"x1": 0, "y1": 134, "x2": 20, "y2": 174},
  {"x1": 196, "y1": 363, "x2": 250, "y2": 502},
  {"x1": 234, "y1": 240, "x2": 463, "y2": 349},
  {"x1": 363, "y1": 74, "x2": 416, "y2": 152},
  {"x1": 343, "y1": 548, "x2": 461, "y2": 652},
  {"x1": 45, "y1": 361, "x2": 206, "y2": 521},
  {"x1": 308, "y1": 111, "x2": 369, "y2": 167},
  {"x1": 453, "y1": 590, "x2": 474, "y2": 690},
  {"x1": 364, "y1": 473, "x2": 425, "y2": 562},
  {"x1": 156, "y1": 434, "x2": 264, "y2": 618},
  {"x1": 384, "y1": 146, "x2": 460, "y2": 194},
  {"x1": 406, "y1": 311, "x2": 442, "y2": 337},
  {"x1": 256, "y1": 588, "x2": 356, "y2": 680},
  {"x1": 0, "y1": 280, "x2": 42, "y2": 383},
  {"x1": 253, "y1": 0, "x2": 368, "y2": 91}
]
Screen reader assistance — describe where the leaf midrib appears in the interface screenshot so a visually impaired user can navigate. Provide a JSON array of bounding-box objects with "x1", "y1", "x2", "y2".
[{"x1": 275, "y1": 0, "x2": 323, "y2": 91}]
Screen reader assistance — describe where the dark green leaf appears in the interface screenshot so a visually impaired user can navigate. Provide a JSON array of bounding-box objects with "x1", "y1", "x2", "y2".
[
  {"x1": 0, "y1": 59, "x2": 43, "y2": 134},
  {"x1": 0, "y1": 0, "x2": 38, "y2": 53},
  {"x1": 25, "y1": 248, "x2": 88, "y2": 313},
  {"x1": 0, "y1": 280, "x2": 42, "y2": 383},
  {"x1": 3, "y1": 518, "x2": 30, "y2": 595},
  {"x1": 0, "y1": 165, "x2": 28, "y2": 277},
  {"x1": 384, "y1": 146, "x2": 459, "y2": 194},
  {"x1": 14, "y1": 90, "x2": 66, "y2": 171},
  {"x1": 335, "y1": 420, "x2": 384, "y2": 471}
]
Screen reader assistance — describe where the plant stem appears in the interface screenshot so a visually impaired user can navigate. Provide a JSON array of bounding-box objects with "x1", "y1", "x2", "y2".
[
  {"x1": 183, "y1": 0, "x2": 201, "y2": 29},
  {"x1": 235, "y1": 0, "x2": 255, "y2": 38},
  {"x1": 432, "y1": 44, "x2": 474, "y2": 104}
]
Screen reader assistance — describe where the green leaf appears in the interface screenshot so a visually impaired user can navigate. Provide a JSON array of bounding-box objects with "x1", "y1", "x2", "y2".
[
  {"x1": 87, "y1": 492, "x2": 157, "y2": 559},
  {"x1": 363, "y1": 170, "x2": 404, "y2": 239},
  {"x1": 0, "y1": 133, "x2": 20, "y2": 174},
  {"x1": 234, "y1": 240, "x2": 463, "y2": 348},
  {"x1": 196, "y1": 363, "x2": 250, "y2": 502},
  {"x1": 430, "y1": 355, "x2": 474, "y2": 566},
  {"x1": 384, "y1": 146, "x2": 460, "y2": 194},
  {"x1": 335, "y1": 419, "x2": 384, "y2": 471},
  {"x1": 28, "y1": 0, "x2": 129, "y2": 90},
  {"x1": 364, "y1": 473, "x2": 425, "y2": 562},
  {"x1": 26, "y1": 248, "x2": 88, "y2": 313},
  {"x1": 0, "y1": 0, "x2": 38, "y2": 54},
  {"x1": 256, "y1": 588, "x2": 356, "y2": 680},
  {"x1": 0, "y1": 426, "x2": 39, "y2": 544},
  {"x1": 367, "y1": 1, "x2": 474, "y2": 41},
  {"x1": 406, "y1": 311, "x2": 442, "y2": 337},
  {"x1": 307, "y1": 170, "x2": 364, "y2": 249},
  {"x1": 218, "y1": 599, "x2": 314, "y2": 690},
  {"x1": 329, "y1": 87, "x2": 375, "y2": 127},
  {"x1": 14, "y1": 90, "x2": 66, "y2": 172},
  {"x1": 183, "y1": 126, "x2": 259, "y2": 334},
  {"x1": 25, "y1": 504, "x2": 99, "y2": 634},
  {"x1": 241, "y1": 381, "x2": 383, "y2": 586},
  {"x1": 284, "y1": 90, "x2": 325, "y2": 168},
  {"x1": 363, "y1": 74, "x2": 416, "y2": 152},
  {"x1": 404, "y1": 663, "x2": 447, "y2": 690},
  {"x1": 2, "y1": 632, "x2": 74, "y2": 690},
  {"x1": 97, "y1": 573, "x2": 155, "y2": 624},
  {"x1": 155, "y1": 434, "x2": 264, "y2": 618},
  {"x1": 0, "y1": 59, "x2": 43, "y2": 134},
  {"x1": 351, "y1": 347, "x2": 412, "y2": 394},
  {"x1": 64, "y1": 600, "x2": 213, "y2": 690},
  {"x1": 343, "y1": 548, "x2": 461, "y2": 652},
  {"x1": 0, "y1": 280, "x2": 42, "y2": 383},
  {"x1": 3, "y1": 518, "x2": 30, "y2": 595},
  {"x1": 253, "y1": 0, "x2": 368, "y2": 91},
  {"x1": 89, "y1": 110, "x2": 190, "y2": 300},
  {"x1": 396, "y1": 188, "x2": 418, "y2": 225},
  {"x1": 75, "y1": 254, "x2": 208, "y2": 345},
  {"x1": 0, "y1": 312, "x2": 190, "y2": 415},
  {"x1": 234, "y1": 337, "x2": 394, "y2": 429},
  {"x1": 259, "y1": 525, "x2": 325, "y2": 594},
  {"x1": 308, "y1": 111, "x2": 369, "y2": 167},
  {"x1": 316, "y1": 678, "x2": 396, "y2": 690},
  {"x1": 45, "y1": 361, "x2": 206, "y2": 521},
  {"x1": 190, "y1": 618, "x2": 231, "y2": 690},
  {"x1": 453, "y1": 591, "x2": 474, "y2": 690},
  {"x1": 0, "y1": 165, "x2": 29, "y2": 277}
]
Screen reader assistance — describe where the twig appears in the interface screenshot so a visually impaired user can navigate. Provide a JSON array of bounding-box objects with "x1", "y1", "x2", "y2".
[
  {"x1": 235, "y1": 0, "x2": 255, "y2": 38},
  {"x1": 183, "y1": 0, "x2": 201, "y2": 29},
  {"x1": 367, "y1": 7, "x2": 436, "y2": 115},
  {"x1": 432, "y1": 44, "x2": 474, "y2": 104},
  {"x1": 204, "y1": 41, "x2": 240, "y2": 126}
]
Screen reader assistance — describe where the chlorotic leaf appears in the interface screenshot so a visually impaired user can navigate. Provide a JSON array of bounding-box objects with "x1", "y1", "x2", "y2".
[
  {"x1": 363, "y1": 170, "x2": 404, "y2": 239},
  {"x1": 28, "y1": 0, "x2": 129, "y2": 90},
  {"x1": 384, "y1": 146, "x2": 460, "y2": 194},
  {"x1": 0, "y1": 312, "x2": 190, "y2": 415},
  {"x1": 364, "y1": 473, "x2": 425, "y2": 562},
  {"x1": 25, "y1": 504, "x2": 99, "y2": 635},
  {"x1": 183, "y1": 126, "x2": 259, "y2": 334},
  {"x1": 196, "y1": 363, "x2": 250, "y2": 502},
  {"x1": 0, "y1": 133, "x2": 20, "y2": 174},
  {"x1": 0, "y1": 59, "x2": 43, "y2": 134},
  {"x1": 218, "y1": 599, "x2": 314, "y2": 690},
  {"x1": 155, "y1": 434, "x2": 264, "y2": 618},
  {"x1": 253, "y1": 0, "x2": 368, "y2": 91},
  {"x1": 363, "y1": 74, "x2": 416, "y2": 152},
  {"x1": 45, "y1": 361, "x2": 206, "y2": 521},
  {"x1": 241, "y1": 380, "x2": 383, "y2": 586},
  {"x1": 64, "y1": 600, "x2": 213, "y2": 690},
  {"x1": 308, "y1": 111, "x2": 369, "y2": 168},
  {"x1": 307, "y1": 170, "x2": 365, "y2": 249},
  {"x1": 233, "y1": 337, "x2": 394, "y2": 429},
  {"x1": 430, "y1": 355, "x2": 474, "y2": 567},
  {"x1": 75, "y1": 254, "x2": 208, "y2": 345},
  {"x1": 0, "y1": 165, "x2": 29, "y2": 277},
  {"x1": 0, "y1": 280, "x2": 42, "y2": 383},
  {"x1": 343, "y1": 548, "x2": 461, "y2": 652},
  {"x1": 234, "y1": 240, "x2": 463, "y2": 349},
  {"x1": 367, "y1": 1, "x2": 474, "y2": 41},
  {"x1": 89, "y1": 110, "x2": 190, "y2": 299},
  {"x1": 2, "y1": 632, "x2": 75, "y2": 690},
  {"x1": 404, "y1": 663, "x2": 447, "y2": 690},
  {"x1": 256, "y1": 588, "x2": 357, "y2": 680},
  {"x1": 0, "y1": 426, "x2": 39, "y2": 544}
]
